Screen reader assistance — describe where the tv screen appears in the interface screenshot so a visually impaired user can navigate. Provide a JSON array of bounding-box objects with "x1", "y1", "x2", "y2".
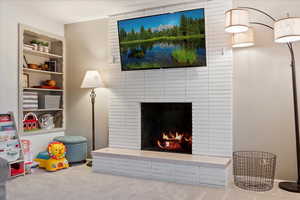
[{"x1": 118, "y1": 8, "x2": 206, "y2": 71}]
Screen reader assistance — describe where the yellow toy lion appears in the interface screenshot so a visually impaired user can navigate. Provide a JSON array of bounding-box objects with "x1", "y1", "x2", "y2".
[{"x1": 34, "y1": 142, "x2": 69, "y2": 172}]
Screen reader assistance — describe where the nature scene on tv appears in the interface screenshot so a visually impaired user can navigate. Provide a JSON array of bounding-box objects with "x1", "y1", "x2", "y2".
[{"x1": 118, "y1": 9, "x2": 206, "y2": 70}]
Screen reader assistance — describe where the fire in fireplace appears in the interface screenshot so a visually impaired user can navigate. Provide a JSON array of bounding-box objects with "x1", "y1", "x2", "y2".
[
  {"x1": 157, "y1": 131, "x2": 192, "y2": 151},
  {"x1": 141, "y1": 103, "x2": 192, "y2": 154}
]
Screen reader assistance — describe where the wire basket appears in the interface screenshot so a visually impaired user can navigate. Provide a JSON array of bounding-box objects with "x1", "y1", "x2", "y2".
[{"x1": 233, "y1": 151, "x2": 276, "y2": 192}]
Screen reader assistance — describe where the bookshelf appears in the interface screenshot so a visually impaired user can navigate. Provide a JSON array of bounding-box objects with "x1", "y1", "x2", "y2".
[{"x1": 18, "y1": 24, "x2": 65, "y2": 135}]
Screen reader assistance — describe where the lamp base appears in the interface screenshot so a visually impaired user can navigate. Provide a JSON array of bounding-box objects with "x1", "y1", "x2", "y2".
[
  {"x1": 86, "y1": 160, "x2": 93, "y2": 167},
  {"x1": 279, "y1": 182, "x2": 300, "y2": 193}
]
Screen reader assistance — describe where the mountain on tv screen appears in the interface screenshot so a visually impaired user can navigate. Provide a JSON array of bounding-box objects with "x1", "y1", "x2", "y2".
[{"x1": 118, "y1": 8, "x2": 206, "y2": 71}]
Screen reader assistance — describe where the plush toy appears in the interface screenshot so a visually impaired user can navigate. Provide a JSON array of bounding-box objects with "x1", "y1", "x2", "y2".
[{"x1": 34, "y1": 142, "x2": 69, "y2": 172}]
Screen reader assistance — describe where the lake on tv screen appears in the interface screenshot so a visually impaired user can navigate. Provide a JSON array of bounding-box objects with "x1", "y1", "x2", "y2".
[{"x1": 118, "y1": 9, "x2": 207, "y2": 70}]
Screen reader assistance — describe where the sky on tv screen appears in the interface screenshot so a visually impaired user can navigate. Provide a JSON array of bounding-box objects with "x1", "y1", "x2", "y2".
[{"x1": 118, "y1": 9, "x2": 204, "y2": 33}]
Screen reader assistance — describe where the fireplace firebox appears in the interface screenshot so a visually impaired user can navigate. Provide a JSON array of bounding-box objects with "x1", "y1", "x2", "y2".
[{"x1": 141, "y1": 103, "x2": 192, "y2": 154}]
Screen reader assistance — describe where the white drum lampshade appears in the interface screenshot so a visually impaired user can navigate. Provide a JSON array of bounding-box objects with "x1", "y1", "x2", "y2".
[
  {"x1": 81, "y1": 70, "x2": 103, "y2": 89},
  {"x1": 225, "y1": 8, "x2": 250, "y2": 33},
  {"x1": 274, "y1": 17, "x2": 300, "y2": 43},
  {"x1": 232, "y1": 28, "x2": 254, "y2": 48}
]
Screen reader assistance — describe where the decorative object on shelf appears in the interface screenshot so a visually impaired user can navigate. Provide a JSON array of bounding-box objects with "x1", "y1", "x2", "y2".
[
  {"x1": 23, "y1": 55, "x2": 28, "y2": 68},
  {"x1": 45, "y1": 80, "x2": 57, "y2": 87},
  {"x1": 39, "y1": 114, "x2": 55, "y2": 130},
  {"x1": 42, "y1": 42, "x2": 49, "y2": 53},
  {"x1": 81, "y1": 70, "x2": 104, "y2": 167},
  {"x1": 30, "y1": 40, "x2": 39, "y2": 51},
  {"x1": 54, "y1": 136, "x2": 87, "y2": 163},
  {"x1": 40, "y1": 63, "x2": 49, "y2": 71},
  {"x1": 233, "y1": 151, "x2": 276, "y2": 192},
  {"x1": 34, "y1": 141, "x2": 69, "y2": 172},
  {"x1": 38, "y1": 43, "x2": 43, "y2": 52},
  {"x1": 225, "y1": 7, "x2": 300, "y2": 193},
  {"x1": 28, "y1": 64, "x2": 39, "y2": 70},
  {"x1": 45, "y1": 61, "x2": 56, "y2": 72},
  {"x1": 23, "y1": 112, "x2": 39, "y2": 132},
  {"x1": 24, "y1": 44, "x2": 34, "y2": 51},
  {"x1": 22, "y1": 73, "x2": 29, "y2": 88},
  {"x1": 23, "y1": 92, "x2": 38, "y2": 110},
  {"x1": 31, "y1": 79, "x2": 60, "y2": 90}
]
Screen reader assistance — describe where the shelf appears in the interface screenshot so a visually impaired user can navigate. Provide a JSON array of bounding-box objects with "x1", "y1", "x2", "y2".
[
  {"x1": 23, "y1": 68, "x2": 63, "y2": 75},
  {"x1": 23, "y1": 128, "x2": 65, "y2": 135},
  {"x1": 23, "y1": 108, "x2": 63, "y2": 112},
  {"x1": 23, "y1": 88, "x2": 63, "y2": 92},
  {"x1": 23, "y1": 48, "x2": 62, "y2": 59},
  {"x1": 10, "y1": 173, "x2": 25, "y2": 178},
  {"x1": 9, "y1": 159, "x2": 24, "y2": 165},
  {"x1": 0, "y1": 121, "x2": 14, "y2": 126},
  {"x1": 0, "y1": 130, "x2": 16, "y2": 135}
]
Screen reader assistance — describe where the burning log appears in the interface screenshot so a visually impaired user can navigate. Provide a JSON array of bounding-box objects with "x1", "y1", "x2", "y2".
[{"x1": 156, "y1": 131, "x2": 192, "y2": 151}]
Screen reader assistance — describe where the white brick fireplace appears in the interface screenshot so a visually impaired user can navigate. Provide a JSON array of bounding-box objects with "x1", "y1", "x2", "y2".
[{"x1": 93, "y1": 0, "x2": 233, "y2": 187}]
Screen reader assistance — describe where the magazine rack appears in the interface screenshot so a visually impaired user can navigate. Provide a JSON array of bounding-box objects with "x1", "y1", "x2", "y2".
[{"x1": 0, "y1": 113, "x2": 25, "y2": 178}]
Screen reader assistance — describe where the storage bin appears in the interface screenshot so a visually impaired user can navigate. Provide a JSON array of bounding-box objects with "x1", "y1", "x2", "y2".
[{"x1": 39, "y1": 95, "x2": 61, "y2": 109}]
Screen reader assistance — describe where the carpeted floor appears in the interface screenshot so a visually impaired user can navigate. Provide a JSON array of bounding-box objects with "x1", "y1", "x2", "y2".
[{"x1": 6, "y1": 165, "x2": 300, "y2": 200}]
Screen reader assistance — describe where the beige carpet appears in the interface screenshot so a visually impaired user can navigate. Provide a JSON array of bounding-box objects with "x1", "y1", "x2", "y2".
[{"x1": 6, "y1": 165, "x2": 300, "y2": 200}]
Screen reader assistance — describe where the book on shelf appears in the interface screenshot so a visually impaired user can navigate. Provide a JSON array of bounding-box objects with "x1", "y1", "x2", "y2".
[
  {"x1": 23, "y1": 92, "x2": 38, "y2": 110},
  {"x1": 0, "y1": 114, "x2": 11, "y2": 122}
]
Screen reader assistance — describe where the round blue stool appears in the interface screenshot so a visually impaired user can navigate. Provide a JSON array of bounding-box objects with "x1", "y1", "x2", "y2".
[{"x1": 53, "y1": 136, "x2": 87, "y2": 163}]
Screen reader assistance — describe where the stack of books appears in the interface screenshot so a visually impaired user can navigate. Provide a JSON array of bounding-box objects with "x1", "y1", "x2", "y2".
[{"x1": 23, "y1": 92, "x2": 38, "y2": 110}]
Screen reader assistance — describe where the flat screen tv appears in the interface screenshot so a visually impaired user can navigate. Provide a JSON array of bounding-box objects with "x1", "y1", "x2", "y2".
[{"x1": 118, "y1": 8, "x2": 206, "y2": 71}]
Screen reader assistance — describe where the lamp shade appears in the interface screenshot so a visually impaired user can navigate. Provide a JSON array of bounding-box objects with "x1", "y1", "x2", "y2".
[
  {"x1": 232, "y1": 28, "x2": 254, "y2": 48},
  {"x1": 225, "y1": 8, "x2": 250, "y2": 33},
  {"x1": 81, "y1": 70, "x2": 103, "y2": 89},
  {"x1": 274, "y1": 17, "x2": 300, "y2": 43}
]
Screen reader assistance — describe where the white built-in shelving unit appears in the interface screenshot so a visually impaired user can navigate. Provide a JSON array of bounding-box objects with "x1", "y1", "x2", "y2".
[{"x1": 18, "y1": 24, "x2": 65, "y2": 135}]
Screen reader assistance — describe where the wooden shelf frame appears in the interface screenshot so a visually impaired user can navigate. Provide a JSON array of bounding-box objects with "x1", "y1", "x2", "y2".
[
  {"x1": 23, "y1": 48, "x2": 63, "y2": 59},
  {"x1": 23, "y1": 68, "x2": 63, "y2": 75},
  {"x1": 18, "y1": 24, "x2": 66, "y2": 135},
  {"x1": 23, "y1": 128, "x2": 65, "y2": 136},
  {"x1": 23, "y1": 88, "x2": 64, "y2": 92},
  {"x1": 23, "y1": 108, "x2": 63, "y2": 112}
]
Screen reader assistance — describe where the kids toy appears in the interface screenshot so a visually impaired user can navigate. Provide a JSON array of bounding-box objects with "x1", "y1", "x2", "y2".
[
  {"x1": 23, "y1": 112, "x2": 39, "y2": 132},
  {"x1": 34, "y1": 142, "x2": 69, "y2": 172}
]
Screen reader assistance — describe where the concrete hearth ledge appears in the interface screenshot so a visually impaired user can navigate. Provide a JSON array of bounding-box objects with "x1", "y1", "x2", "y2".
[{"x1": 92, "y1": 147, "x2": 231, "y2": 168}]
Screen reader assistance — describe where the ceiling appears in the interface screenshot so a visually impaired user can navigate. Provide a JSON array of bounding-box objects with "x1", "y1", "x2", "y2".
[{"x1": 6, "y1": 0, "x2": 195, "y2": 24}]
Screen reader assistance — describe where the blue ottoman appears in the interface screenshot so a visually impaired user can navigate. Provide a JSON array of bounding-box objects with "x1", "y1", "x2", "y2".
[{"x1": 54, "y1": 136, "x2": 87, "y2": 163}]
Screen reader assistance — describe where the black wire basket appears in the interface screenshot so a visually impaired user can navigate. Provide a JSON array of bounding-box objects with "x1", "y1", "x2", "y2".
[{"x1": 233, "y1": 151, "x2": 276, "y2": 192}]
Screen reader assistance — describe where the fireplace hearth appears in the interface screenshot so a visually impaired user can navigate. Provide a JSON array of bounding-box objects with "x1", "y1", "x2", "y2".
[{"x1": 141, "y1": 103, "x2": 192, "y2": 154}]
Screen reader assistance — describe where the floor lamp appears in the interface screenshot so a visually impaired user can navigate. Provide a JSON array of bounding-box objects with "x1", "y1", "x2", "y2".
[
  {"x1": 81, "y1": 70, "x2": 104, "y2": 167},
  {"x1": 225, "y1": 7, "x2": 300, "y2": 193}
]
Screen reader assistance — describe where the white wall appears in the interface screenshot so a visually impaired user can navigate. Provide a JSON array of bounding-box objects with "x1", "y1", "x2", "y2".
[
  {"x1": 233, "y1": 0, "x2": 300, "y2": 180},
  {"x1": 65, "y1": 19, "x2": 109, "y2": 153},
  {"x1": 107, "y1": 0, "x2": 233, "y2": 157},
  {"x1": 0, "y1": 1, "x2": 65, "y2": 156}
]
